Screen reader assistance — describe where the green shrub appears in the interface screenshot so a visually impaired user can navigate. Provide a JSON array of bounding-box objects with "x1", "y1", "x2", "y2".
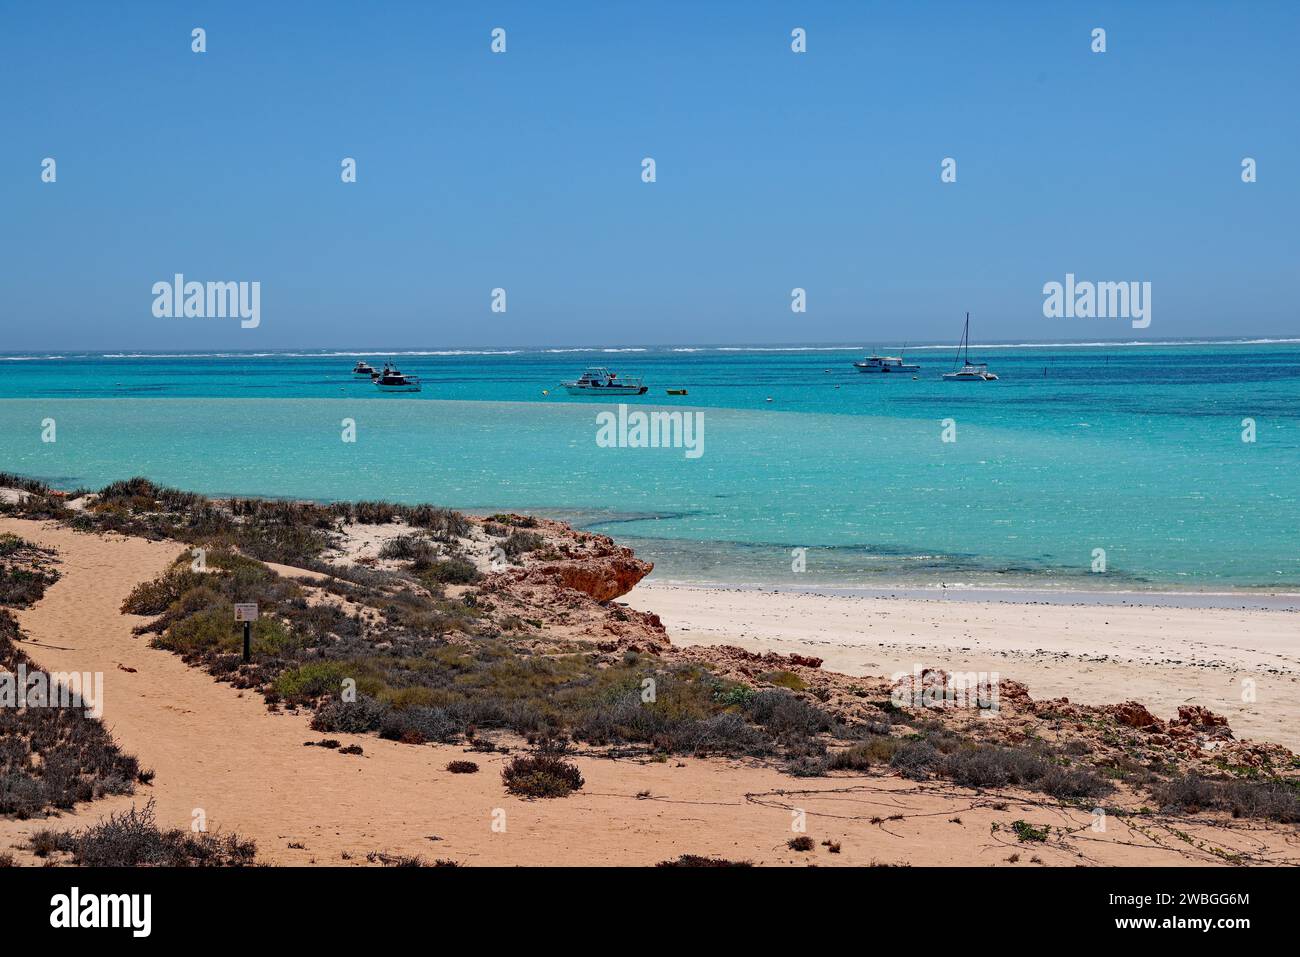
[
  {"x1": 272, "y1": 662, "x2": 354, "y2": 700},
  {"x1": 489, "y1": 513, "x2": 537, "y2": 529},
  {"x1": 0, "y1": 566, "x2": 58, "y2": 608},
  {"x1": 353, "y1": 501, "x2": 399, "y2": 524},
  {"x1": 828, "y1": 744, "x2": 875, "y2": 771},
  {"x1": 403, "y1": 505, "x2": 470, "y2": 539},
  {"x1": 379, "y1": 534, "x2": 437, "y2": 563},
  {"x1": 155, "y1": 606, "x2": 295, "y2": 658},
  {"x1": 122, "y1": 567, "x2": 206, "y2": 615},
  {"x1": 713, "y1": 683, "x2": 755, "y2": 708},
  {"x1": 501, "y1": 754, "x2": 584, "y2": 798},
  {"x1": 759, "y1": 670, "x2": 807, "y2": 692},
  {"x1": 502, "y1": 530, "x2": 544, "y2": 559},
  {"x1": 1011, "y1": 820, "x2": 1049, "y2": 843},
  {"x1": 418, "y1": 559, "x2": 480, "y2": 585}
]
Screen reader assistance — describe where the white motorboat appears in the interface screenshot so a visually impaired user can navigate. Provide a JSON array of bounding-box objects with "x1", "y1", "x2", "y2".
[
  {"x1": 372, "y1": 361, "x2": 421, "y2": 392},
  {"x1": 854, "y1": 352, "x2": 920, "y2": 373},
  {"x1": 374, "y1": 371, "x2": 421, "y2": 392},
  {"x1": 352, "y1": 360, "x2": 377, "y2": 376},
  {"x1": 561, "y1": 367, "x2": 648, "y2": 396},
  {"x1": 942, "y1": 314, "x2": 998, "y2": 381}
]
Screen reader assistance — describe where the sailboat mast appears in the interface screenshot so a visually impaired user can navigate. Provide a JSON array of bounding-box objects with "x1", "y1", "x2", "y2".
[{"x1": 954, "y1": 312, "x2": 970, "y2": 368}]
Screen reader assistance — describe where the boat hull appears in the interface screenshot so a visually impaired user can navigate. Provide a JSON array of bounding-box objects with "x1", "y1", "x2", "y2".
[
  {"x1": 563, "y1": 385, "x2": 648, "y2": 396},
  {"x1": 855, "y1": 364, "x2": 920, "y2": 373}
]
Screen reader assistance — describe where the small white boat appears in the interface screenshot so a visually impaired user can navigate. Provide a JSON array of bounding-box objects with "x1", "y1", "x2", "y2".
[
  {"x1": 854, "y1": 353, "x2": 919, "y2": 374},
  {"x1": 942, "y1": 314, "x2": 998, "y2": 381},
  {"x1": 352, "y1": 360, "x2": 376, "y2": 376},
  {"x1": 561, "y1": 367, "x2": 648, "y2": 396}
]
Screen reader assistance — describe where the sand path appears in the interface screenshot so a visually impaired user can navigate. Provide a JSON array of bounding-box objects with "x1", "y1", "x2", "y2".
[
  {"x1": 2, "y1": 519, "x2": 1296, "y2": 867},
  {"x1": 630, "y1": 583, "x2": 1300, "y2": 752}
]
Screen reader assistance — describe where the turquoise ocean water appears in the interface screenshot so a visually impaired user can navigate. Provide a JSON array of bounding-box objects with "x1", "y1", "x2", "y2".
[{"x1": 1, "y1": 341, "x2": 1298, "y2": 592}]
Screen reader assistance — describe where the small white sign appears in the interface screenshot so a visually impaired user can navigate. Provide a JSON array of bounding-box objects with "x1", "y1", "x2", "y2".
[{"x1": 234, "y1": 603, "x2": 259, "y2": 622}]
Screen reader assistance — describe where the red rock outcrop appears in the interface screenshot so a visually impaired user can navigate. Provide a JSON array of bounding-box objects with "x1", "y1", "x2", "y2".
[
  {"x1": 1173, "y1": 705, "x2": 1230, "y2": 729},
  {"x1": 486, "y1": 519, "x2": 653, "y2": 603},
  {"x1": 534, "y1": 556, "x2": 653, "y2": 603},
  {"x1": 1112, "y1": 700, "x2": 1162, "y2": 729}
]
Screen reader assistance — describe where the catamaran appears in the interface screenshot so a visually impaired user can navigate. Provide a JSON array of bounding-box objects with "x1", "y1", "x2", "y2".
[
  {"x1": 942, "y1": 314, "x2": 998, "y2": 381},
  {"x1": 561, "y1": 367, "x2": 648, "y2": 396}
]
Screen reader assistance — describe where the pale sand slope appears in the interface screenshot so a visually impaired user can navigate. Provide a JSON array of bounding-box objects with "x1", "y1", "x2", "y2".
[
  {"x1": 630, "y1": 583, "x2": 1300, "y2": 752},
  {"x1": 2, "y1": 517, "x2": 1296, "y2": 867}
]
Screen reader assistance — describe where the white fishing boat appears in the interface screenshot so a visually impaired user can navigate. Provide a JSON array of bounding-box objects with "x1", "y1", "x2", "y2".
[
  {"x1": 352, "y1": 360, "x2": 376, "y2": 376},
  {"x1": 854, "y1": 352, "x2": 919, "y2": 373},
  {"x1": 561, "y1": 367, "x2": 648, "y2": 396},
  {"x1": 942, "y1": 314, "x2": 998, "y2": 381}
]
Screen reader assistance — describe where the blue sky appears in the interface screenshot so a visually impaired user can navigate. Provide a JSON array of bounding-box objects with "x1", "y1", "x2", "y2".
[{"x1": 2, "y1": 1, "x2": 1297, "y2": 351}]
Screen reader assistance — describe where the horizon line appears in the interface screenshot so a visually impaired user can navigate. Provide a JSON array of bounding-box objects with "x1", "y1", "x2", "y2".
[{"x1": 3, "y1": 335, "x2": 1300, "y2": 358}]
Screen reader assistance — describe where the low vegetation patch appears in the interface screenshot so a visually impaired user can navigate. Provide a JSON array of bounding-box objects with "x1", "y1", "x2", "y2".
[
  {"x1": 489, "y1": 513, "x2": 537, "y2": 529},
  {"x1": 1153, "y1": 775, "x2": 1300, "y2": 823},
  {"x1": 1011, "y1": 820, "x2": 1050, "y2": 843},
  {"x1": 501, "y1": 753, "x2": 585, "y2": 798},
  {"x1": 0, "y1": 535, "x2": 59, "y2": 608},
  {"x1": 656, "y1": 855, "x2": 753, "y2": 867},
  {"x1": 417, "y1": 558, "x2": 480, "y2": 585},
  {"x1": 0, "y1": 610, "x2": 145, "y2": 819},
  {"x1": 501, "y1": 530, "x2": 544, "y2": 559},
  {"x1": 378, "y1": 534, "x2": 438, "y2": 564},
  {"x1": 759, "y1": 669, "x2": 807, "y2": 692},
  {"x1": 31, "y1": 800, "x2": 255, "y2": 866}
]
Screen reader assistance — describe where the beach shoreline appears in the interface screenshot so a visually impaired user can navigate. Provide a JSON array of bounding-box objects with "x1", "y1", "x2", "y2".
[
  {"x1": 636, "y1": 577, "x2": 1300, "y2": 611},
  {"x1": 629, "y1": 581, "x2": 1300, "y2": 752}
]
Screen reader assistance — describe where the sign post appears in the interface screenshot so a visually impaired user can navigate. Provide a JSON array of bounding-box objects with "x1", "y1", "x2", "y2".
[{"x1": 234, "y1": 603, "x2": 258, "y2": 663}]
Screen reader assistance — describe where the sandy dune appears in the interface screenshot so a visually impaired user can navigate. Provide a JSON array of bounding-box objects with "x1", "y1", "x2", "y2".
[
  {"x1": 2, "y1": 518, "x2": 1296, "y2": 866},
  {"x1": 629, "y1": 583, "x2": 1300, "y2": 752}
]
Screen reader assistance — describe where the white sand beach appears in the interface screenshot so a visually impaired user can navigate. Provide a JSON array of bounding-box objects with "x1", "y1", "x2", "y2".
[{"x1": 629, "y1": 582, "x2": 1300, "y2": 752}]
